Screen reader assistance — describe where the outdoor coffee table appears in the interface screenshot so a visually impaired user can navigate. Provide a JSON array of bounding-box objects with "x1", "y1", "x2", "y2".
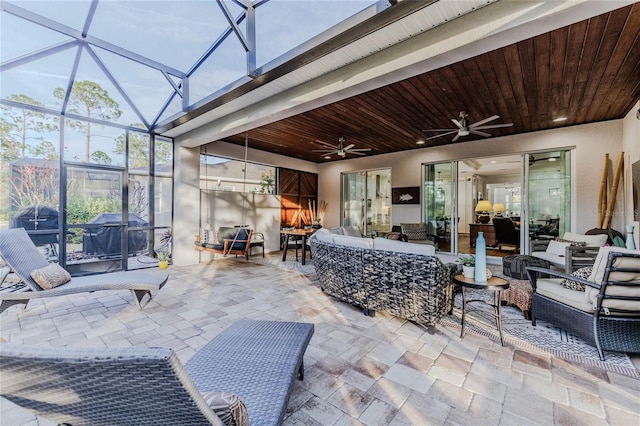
[{"x1": 453, "y1": 274, "x2": 510, "y2": 346}]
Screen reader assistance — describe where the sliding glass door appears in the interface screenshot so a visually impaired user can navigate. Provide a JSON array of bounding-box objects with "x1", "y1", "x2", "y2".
[
  {"x1": 526, "y1": 150, "x2": 571, "y2": 242},
  {"x1": 342, "y1": 169, "x2": 391, "y2": 235},
  {"x1": 423, "y1": 162, "x2": 457, "y2": 254}
]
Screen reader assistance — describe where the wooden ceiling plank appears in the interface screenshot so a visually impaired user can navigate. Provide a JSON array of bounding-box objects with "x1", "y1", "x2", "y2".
[
  {"x1": 486, "y1": 49, "x2": 524, "y2": 131},
  {"x1": 548, "y1": 27, "x2": 568, "y2": 121},
  {"x1": 585, "y1": 5, "x2": 639, "y2": 122},
  {"x1": 560, "y1": 20, "x2": 588, "y2": 122},
  {"x1": 472, "y1": 53, "x2": 511, "y2": 128},
  {"x1": 575, "y1": 13, "x2": 623, "y2": 123},
  {"x1": 535, "y1": 33, "x2": 551, "y2": 128}
]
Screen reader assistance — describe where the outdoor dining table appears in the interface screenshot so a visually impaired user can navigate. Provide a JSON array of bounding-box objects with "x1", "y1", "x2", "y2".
[{"x1": 280, "y1": 228, "x2": 315, "y2": 265}]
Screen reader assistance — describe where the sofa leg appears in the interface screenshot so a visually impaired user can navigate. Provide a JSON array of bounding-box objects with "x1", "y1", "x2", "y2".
[
  {"x1": 363, "y1": 308, "x2": 375, "y2": 317},
  {"x1": 297, "y1": 361, "x2": 305, "y2": 380}
]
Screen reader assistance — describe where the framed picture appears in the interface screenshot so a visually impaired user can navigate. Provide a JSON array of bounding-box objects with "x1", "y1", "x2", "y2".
[{"x1": 392, "y1": 187, "x2": 420, "y2": 204}]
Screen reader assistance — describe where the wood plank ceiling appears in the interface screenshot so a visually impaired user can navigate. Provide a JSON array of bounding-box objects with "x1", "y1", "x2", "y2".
[{"x1": 222, "y1": 3, "x2": 639, "y2": 163}]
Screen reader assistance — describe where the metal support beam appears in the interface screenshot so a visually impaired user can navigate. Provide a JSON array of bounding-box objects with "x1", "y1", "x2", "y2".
[
  {"x1": 245, "y1": 4, "x2": 256, "y2": 77},
  {"x1": 61, "y1": 45, "x2": 84, "y2": 116},
  {"x1": 85, "y1": 45, "x2": 150, "y2": 129},
  {"x1": 2, "y1": 1, "x2": 186, "y2": 78},
  {"x1": 0, "y1": 40, "x2": 79, "y2": 72},
  {"x1": 216, "y1": 0, "x2": 250, "y2": 52}
]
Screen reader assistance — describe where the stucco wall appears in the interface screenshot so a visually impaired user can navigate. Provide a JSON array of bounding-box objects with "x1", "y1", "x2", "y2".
[
  {"x1": 622, "y1": 101, "x2": 640, "y2": 248},
  {"x1": 317, "y1": 120, "x2": 627, "y2": 236}
]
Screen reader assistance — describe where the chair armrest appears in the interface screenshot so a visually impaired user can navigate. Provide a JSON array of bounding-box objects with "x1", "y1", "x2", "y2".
[
  {"x1": 565, "y1": 245, "x2": 600, "y2": 273},
  {"x1": 530, "y1": 239, "x2": 551, "y2": 252},
  {"x1": 526, "y1": 266, "x2": 600, "y2": 292}
]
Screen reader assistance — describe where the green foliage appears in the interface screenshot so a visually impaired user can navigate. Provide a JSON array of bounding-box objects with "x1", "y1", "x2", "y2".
[
  {"x1": 90, "y1": 150, "x2": 112, "y2": 165},
  {"x1": 458, "y1": 254, "x2": 476, "y2": 267},
  {"x1": 54, "y1": 80, "x2": 121, "y2": 162},
  {"x1": 65, "y1": 194, "x2": 120, "y2": 243},
  {"x1": 255, "y1": 170, "x2": 275, "y2": 194}
]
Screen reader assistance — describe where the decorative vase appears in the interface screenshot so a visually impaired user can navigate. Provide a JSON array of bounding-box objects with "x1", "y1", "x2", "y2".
[
  {"x1": 462, "y1": 265, "x2": 475, "y2": 279},
  {"x1": 474, "y1": 232, "x2": 487, "y2": 282},
  {"x1": 626, "y1": 225, "x2": 637, "y2": 250},
  {"x1": 159, "y1": 260, "x2": 169, "y2": 269}
]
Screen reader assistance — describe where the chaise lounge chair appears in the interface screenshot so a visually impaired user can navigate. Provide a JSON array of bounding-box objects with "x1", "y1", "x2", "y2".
[
  {"x1": 0, "y1": 228, "x2": 168, "y2": 314},
  {"x1": 0, "y1": 320, "x2": 314, "y2": 426}
]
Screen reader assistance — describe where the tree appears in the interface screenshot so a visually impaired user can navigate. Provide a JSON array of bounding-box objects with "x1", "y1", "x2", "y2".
[
  {"x1": 90, "y1": 150, "x2": 112, "y2": 165},
  {"x1": 0, "y1": 94, "x2": 58, "y2": 160},
  {"x1": 113, "y1": 128, "x2": 171, "y2": 169},
  {"x1": 54, "y1": 81, "x2": 121, "y2": 162}
]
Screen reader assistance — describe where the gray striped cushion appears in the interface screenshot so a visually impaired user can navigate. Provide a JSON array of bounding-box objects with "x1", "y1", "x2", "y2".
[
  {"x1": 201, "y1": 392, "x2": 248, "y2": 426},
  {"x1": 30, "y1": 264, "x2": 71, "y2": 290}
]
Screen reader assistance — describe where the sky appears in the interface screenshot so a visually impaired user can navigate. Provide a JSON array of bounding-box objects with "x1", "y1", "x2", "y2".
[{"x1": 1, "y1": 0, "x2": 381, "y2": 135}]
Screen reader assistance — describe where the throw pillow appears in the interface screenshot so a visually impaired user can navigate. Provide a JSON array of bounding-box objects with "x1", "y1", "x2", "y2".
[
  {"x1": 545, "y1": 240, "x2": 570, "y2": 256},
  {"x1": 555, "y1": 238, "x2": 586, "y2": 247},
  {"x1": 30, "y1": 264, "x2": 71, "y2": 290},
  {"x1": 201, "y1": 391, "x2": 248, "y2": 426},
  {"x1": 560, "y1": 266, "x2": 593, "y2": 291}
]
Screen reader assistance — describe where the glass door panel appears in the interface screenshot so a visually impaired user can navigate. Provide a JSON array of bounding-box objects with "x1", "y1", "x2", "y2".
[
  {"x1": 424, "y1": 162, "x2": 456, "y2": 254},
  {"x1": 64, "y1": 165, "x2": 125, "y2": 275},
  {"x1": 342, "y1": 169, "x2": 391, "y2": 236},
  {"x1": 526, "y1": 150, "x2": 571, "y2": 242}
]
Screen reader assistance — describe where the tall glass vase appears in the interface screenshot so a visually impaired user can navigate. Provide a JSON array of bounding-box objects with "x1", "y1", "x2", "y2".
[
  {"x1": 626, "y1": 225, "x2": 637, "y2": 250},
  {"x1": 474, "y1": 232, "x2": 487, "y2": 282}
]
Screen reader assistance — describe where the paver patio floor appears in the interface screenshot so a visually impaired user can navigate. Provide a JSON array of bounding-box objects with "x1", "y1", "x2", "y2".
[{"x1": 1, "y1": 257, "x2": 638, "y2": 425}]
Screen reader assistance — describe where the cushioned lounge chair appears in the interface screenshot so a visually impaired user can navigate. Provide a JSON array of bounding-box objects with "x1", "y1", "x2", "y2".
[
  {"x1": 0, "y1": 228, "x2": 168, "y2": 314},
  {"x1": 0, "y1": 320, "x2": 314, "y2": 426}
]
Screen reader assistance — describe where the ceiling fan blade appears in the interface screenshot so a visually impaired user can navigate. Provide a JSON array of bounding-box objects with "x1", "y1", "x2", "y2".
[
  {"x1": 343, "y1": 144, "x2": 355, "y2": 151},
  {"x1": 425, "y1": 130, "x2": 458, "y2": 140},
  {"x1": 468, "y1": 115, "x2": 499, "y2": 128},
  {"x1": 422, "y1": 128, "x2": 457, "y2": 132},
  {"x1": 473, "y1": 123, "x2": 513, "y2": 130},
  {"x1": 347, "y1": 151, "x2": 367, "y2": 156},
  {"x1": 349, "y1": 148, "x2": 372, "y2": 152},
  {"x1": 469, "y1": 130, "x2": 491, "y2": 137},
  {"x1": 452, "y1": 133, "x2": 460, "y2": 142},
  {"x1": 312, "y1": 149, "x2": 334, "y2": 152},
  {"x1": 314, "y1": 140, "x2": 338, "y2": 149},
  {"x1": 451, "y1": 118, "x2": 464, "y2": 129},
  {"x1": 313, "y1": 150, "x2": 339, "y2": 155}
]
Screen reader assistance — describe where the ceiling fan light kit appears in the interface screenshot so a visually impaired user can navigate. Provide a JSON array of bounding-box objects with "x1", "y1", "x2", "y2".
[{"x1": 423, "y1": 111, "x2": 513, "y2": 142}]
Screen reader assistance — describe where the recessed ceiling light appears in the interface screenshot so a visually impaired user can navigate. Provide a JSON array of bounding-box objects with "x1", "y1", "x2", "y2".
[
  {"x1": 553, "y1": 117, "x2": 567, "y2": 122},
  {"x1": 416, "y1": 140, "x2": 425, "y2": 145},
  {"x1": 491, "y1": 160, "x2": 497, "y2": 164},
  {"x1": 324, "y1": 155, "x2": 331, "y2": 159}
]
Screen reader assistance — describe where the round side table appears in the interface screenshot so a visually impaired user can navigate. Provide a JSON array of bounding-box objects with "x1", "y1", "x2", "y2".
[{"x1": 453, "y1": 274, "x2": 510, "y2": 346}]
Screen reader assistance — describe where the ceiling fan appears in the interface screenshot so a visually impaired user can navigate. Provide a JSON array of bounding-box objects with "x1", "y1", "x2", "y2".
[
  {"x1": 423, "y1": 111, "x2": 513, "y2": 142},
  {"x1": 312, "y1": 137, "x2": 371, "y2": 158}
]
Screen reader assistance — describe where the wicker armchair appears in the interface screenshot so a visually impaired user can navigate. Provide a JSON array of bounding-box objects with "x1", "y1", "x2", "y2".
[{"x1": 527, "y1": 247, "x2": 640, "y2": 360}]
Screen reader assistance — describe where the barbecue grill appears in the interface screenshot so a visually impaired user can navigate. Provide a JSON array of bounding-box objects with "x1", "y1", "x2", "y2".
[
  {"x1": 82, "y1": 213, "x2": 148, "y2": 258},
  {"x1": 10, "y1": 204, "x2": 60, "y2": 247}
]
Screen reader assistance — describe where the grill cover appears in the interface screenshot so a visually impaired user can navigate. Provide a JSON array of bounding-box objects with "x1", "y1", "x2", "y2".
[
  {"x1": 83, "y1": 213, "x2": 148, "y2": 257},
  {"x1": 10, "y1": 204, "x2": 59, "y2": 246}
]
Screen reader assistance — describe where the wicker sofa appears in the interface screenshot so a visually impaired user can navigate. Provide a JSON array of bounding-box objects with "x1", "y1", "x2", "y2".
[
  {"x1": 309, "y1": 228, "x2": 455, "y2": 331},
  {"x1": 527, "y1": 246, "x2": 640, "y2": 360}
]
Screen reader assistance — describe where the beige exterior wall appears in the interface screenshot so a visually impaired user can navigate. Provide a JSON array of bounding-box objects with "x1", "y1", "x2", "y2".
[
  {"x1": 317, "y1": 119, "x2": 628, "y2": 235},
  {"x1": 174, "y1": 115, "x2": 638, "y2": 265}
]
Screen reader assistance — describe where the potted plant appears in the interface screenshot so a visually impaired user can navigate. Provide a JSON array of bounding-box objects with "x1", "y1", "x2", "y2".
[
  {"x1": 458, "y1": 254, "x2": 475, "y2": 279},
  {"x1": 157, "y1": 249, "x2": 170, "y2": 269}
]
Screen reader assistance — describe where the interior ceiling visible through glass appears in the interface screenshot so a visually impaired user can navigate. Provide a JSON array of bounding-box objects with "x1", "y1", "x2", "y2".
[{"x1": 1, "y1": 0, "x2": 383, "y2": 132}]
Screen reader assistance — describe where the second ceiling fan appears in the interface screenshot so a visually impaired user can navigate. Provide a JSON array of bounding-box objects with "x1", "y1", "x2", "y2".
[
  {"x1": 313, "y1": 137, "x2": 371, "y2": 158},
  {"x1": 423, "y1": 111, "x2": 513, "y2": 142}
]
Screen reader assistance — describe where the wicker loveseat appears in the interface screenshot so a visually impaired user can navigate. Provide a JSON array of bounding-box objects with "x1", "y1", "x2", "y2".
[
  {"x1": 527, "y1": 246, "x2": 640, "y2": 360},
  {"x1": 309, "y1": 228, "x2": 455, "y2": 331}
]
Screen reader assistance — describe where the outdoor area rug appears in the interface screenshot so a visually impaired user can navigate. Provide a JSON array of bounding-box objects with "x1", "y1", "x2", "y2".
[
  {"x1": 441, "y1": 289, "x2": 639, "y2": 378},
  {"x1": 254, "y1": 254, "x2": 638, "y2": 378}
]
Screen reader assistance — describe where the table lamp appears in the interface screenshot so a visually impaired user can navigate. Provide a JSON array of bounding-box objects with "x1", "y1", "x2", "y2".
[
  {"x1": 493, "y1": 203, "x2": 506, "y2": 217},
  {"x1": 475, "y1": 200, "x2": 493, "y2": 223}
]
